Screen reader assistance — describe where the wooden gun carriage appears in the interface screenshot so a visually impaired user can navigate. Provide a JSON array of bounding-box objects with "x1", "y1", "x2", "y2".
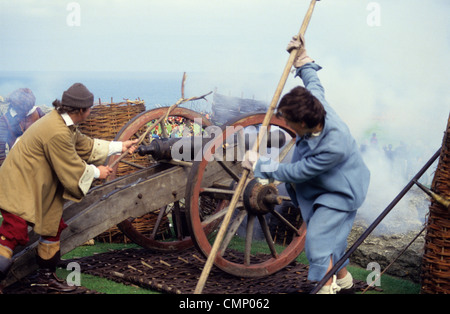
[{"x1": 1, "y1": 106, "x2": 307, "y2": 290}]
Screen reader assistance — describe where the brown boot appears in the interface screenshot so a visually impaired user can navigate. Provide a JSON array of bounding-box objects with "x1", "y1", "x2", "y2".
[
  {"x1": 34, "y1": 241, "x2": 77, "y2": 293},
  {"x1": 33, "y1": 268, "x2": 77, "y2": 293}
]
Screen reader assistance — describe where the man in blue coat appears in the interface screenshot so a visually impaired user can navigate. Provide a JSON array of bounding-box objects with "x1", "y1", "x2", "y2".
[{"x1": 252, "y1": 37, "x2": 370, "y2": 294}]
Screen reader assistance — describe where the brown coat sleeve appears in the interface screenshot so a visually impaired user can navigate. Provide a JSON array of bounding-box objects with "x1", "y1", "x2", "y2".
[
  {"x1": 73, "y1": 128, "x2": 94, "y2": 162},
  {"x1": 44, "y1": 129, "x2": 90, "y2": 201},
  {"x1": 74, "y1": 128, "x2": 110, "y2": 166}
]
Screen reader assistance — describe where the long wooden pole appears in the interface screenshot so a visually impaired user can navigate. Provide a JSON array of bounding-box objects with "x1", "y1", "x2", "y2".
[
  {"x1": 194, "y1": 0, "x2": 320, "y2": 294},
  {"x1": 261, "y1": 0, "x2": 319, "y2": 130}
]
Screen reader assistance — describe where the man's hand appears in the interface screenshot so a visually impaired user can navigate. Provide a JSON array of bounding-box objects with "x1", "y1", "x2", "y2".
[
  {"x1": 286, "y1": 35, "x2": 303, "y2": 52},
  {"x1": 97, "y1": 165, "x2": 113, "y2": 179},
  {"x1": 242, "y1": 151, "x2": 272, "y2": 185},
  {"x1": 287, "y1": 35, "x2": 314, "y2": 68},
  {"x1": 122, "y1": 139, "x2": 139, "y2": 154},
  {"x1": 242, "y1": 150, "x2": 259, "y2": 171}
]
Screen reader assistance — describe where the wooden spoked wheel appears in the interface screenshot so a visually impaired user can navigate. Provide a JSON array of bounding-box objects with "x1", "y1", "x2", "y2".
[
  {"x1": 185, "y1": 112, "x2": 307, "y2": 277},
  {"x1": 185, "y1": 113, "x2": 306, "y2": 277},
  {"x1": 107, "y1": 107, "x2": 212, "y2": 252}
]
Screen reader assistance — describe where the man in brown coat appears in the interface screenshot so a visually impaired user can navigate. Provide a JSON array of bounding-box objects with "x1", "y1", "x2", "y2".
[{"x1": 0, "y1": 83, "x2": 137, "y2": 292}]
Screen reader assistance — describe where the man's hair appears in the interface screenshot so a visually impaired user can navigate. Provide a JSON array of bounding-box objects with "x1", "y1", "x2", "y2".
[
  {"x1": 276, "y1": 86, "x2": 326, "y2": 129},
  {"x1": 52, "y1": 99, "x2": 89, "y2": 114}
]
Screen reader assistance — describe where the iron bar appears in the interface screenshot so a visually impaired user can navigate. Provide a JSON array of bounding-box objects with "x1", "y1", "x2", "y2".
[{"x1": 310, "y1": 148, "x2": 441, "y2": 294}]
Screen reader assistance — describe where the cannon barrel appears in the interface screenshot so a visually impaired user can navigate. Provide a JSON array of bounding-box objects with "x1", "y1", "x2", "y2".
[
  {"x1": 138, "y1": 130, "x2": 287, "y2": 161},
  {"x1": 138, "y1": 137, "x2": 207, "y2": 161}
]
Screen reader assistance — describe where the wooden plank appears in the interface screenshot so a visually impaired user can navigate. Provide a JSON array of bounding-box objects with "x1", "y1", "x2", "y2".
[
  {"x1": 9, "y1": 164, "x2": 171, "y2": 256},
  {"x1": 1, "y1": 160, "x2": 240, "y2": 287},
  {"x1": 62, "y1": 163, "x2": 171, "y2": 221},
  {"x1": 1, "y1": 164, "x2": 182, "y2": 287},
  {"x1": 61, "y1": 165, "x2": 191, "y2": 254}
]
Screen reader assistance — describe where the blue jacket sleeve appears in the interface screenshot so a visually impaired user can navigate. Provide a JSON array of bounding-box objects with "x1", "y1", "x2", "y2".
[
  {"x1": 253, "y1": 63, "x2": 350, "y2": 184},
  {"x1": 296, "y1": 63, "x2": 337, "y2": 116},
  {"x1": 254, "y1": 147, "x2": 346, "y2": 184},
  {"x1": 296, "y1": 63, "x2": 324, "y2": 101}
]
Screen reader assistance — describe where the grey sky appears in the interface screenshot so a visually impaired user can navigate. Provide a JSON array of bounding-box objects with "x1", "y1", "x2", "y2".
[
  {"x1": 1, "y1": 1, "x2": 447, "y2": 71},
  {"x1": 1, "y1": 0, "x2": 449, "y2": 151}
]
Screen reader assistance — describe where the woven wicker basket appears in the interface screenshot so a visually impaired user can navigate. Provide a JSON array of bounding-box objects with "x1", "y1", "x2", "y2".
[
  {"x1": 421, "y1": 114, "x2": 450, "y2": 294},
  {"x1": 78, "y1": 100, "x2": 145, "y2": 140},
  {"x1": 78, "y1": 100, "x2": 169, "y2": 243}
]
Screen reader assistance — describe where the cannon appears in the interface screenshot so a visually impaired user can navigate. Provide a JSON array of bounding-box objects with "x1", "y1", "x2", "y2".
[{"x1": 0, "y1": 106, "x2": 306, "y2": 289}]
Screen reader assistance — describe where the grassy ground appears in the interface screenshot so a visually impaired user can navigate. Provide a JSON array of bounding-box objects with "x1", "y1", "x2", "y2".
[
  {"x1": 58, "y1": 243, "x2": 156, "y2": 294},
  {"x1": 56, "y1": 242, "x2": 421, "y2": 294},
  {"x1": 0, "y1": 214, "x2": 421, "y2": 294}
]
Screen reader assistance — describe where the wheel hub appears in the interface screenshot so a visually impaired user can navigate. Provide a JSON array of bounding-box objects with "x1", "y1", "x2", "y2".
[{"x1": 243, "y1": 179, "x2": 282, "y2": 215}]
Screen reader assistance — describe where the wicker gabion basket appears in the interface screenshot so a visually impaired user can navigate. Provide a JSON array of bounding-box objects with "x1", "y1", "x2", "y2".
[
  {"x1": 78, "y1": 100, "x2": 152, "y2": 178},
  {"x1": 78, "y1": 100, "x2": 168, "y2": 244},
  {"x1": 421, "y1": 114, "x2": 450, "y2": 294},
  {"x1": 78, "y1": 99, "x2": 145, "y2": 140}
]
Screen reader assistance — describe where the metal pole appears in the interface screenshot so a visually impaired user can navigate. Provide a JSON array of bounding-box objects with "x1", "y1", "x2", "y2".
[{"x1": 310, "y1": 148, "x2": 441, "y2": 294}]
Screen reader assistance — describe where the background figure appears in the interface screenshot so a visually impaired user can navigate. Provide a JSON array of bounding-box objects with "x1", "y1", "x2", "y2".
[{"x1": 0, "y1": 88, "x2": 44, "y2": 165}]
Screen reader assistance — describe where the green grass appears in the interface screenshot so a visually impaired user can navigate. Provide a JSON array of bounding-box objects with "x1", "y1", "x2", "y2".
[
  {"x1": 57, "y1": 241, "x2": 421, "y2": 294},
  {"x1": 61, "y1": 242, "x2": 140, "y2": 259},
  {"x1": 58, "y1": 243, "x2": 158, "y2": 294},
  {"x1": 294, "y1": 252, "x2": 420, "y2": 294},
  {"x1": 349, "y1": 266, "x2": 420, "y2": 294},
  {"x1": 56, "y1": 269, "x2": 157, "y2": 294},
  {"x1": 225, "y1": 235, "x2": 421, "y2": 294}
]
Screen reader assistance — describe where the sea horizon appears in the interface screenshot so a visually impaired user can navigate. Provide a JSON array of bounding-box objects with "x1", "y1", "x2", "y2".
[{"x1": 0, "y1": 70, "x2": 281, "y2": 113}]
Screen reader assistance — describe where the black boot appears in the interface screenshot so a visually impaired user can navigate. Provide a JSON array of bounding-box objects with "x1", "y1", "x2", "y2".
[
  {"x1": 0, "y1": 254, "x2": 12, "y2": 294},
  {"x1": 0, "y1": 255, "x2": 12, "y2": 281}
]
